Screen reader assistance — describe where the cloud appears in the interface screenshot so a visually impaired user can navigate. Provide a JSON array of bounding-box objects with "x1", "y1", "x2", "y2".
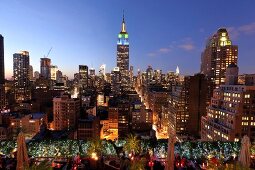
[
  {"x1": 147, "y1": 38, "x2": 196, "y2": 57},
  {"x1": 238, "y1": 22, "x2": 255, "y2": 34},
  {"x1": 178, "y1": 38, "x2": 195, "y2": 51},
  {"x1": 159, "y1": 48, "x2": 171, "y2": 53},
  {"x1": 147, "y1": 52, "x2": 157, "y2": 57},
  {"x1": 228, "y1": 22, "x2": 255, "y2": 39},
  {"x1": 147, "y1": 46, "x2": 172, "y2": 57},
  {"x1": 178, "y1": 44, "x2": 195, "y2": 51}
]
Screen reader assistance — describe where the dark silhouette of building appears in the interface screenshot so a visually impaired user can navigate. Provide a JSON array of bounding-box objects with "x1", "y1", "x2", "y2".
[
  {"x1": 0, "y1": 34, "x2": 5, "y2": 110},
  {"x1": 0, "y1": 35, "x2": 4, "y2": 85},
  {"x1": 77, "y1": 115, "x2": 100, "y2": 140}
]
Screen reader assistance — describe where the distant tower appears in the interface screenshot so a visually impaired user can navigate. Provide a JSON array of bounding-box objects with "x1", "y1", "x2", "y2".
[
  {"x1": 99, "y1": 64, "x2": 106, "y2": 79},
  {"x1": 40, "y1": 58, "x2": 51, "y2": 79},
  {"x1": 176, "y1": 66, "x2": 180, "y2": 75},
  {"x1": 117, "y1": 12, "x2": 130, "y2": 91},
  {"x1": 89, "y1": 68, "x2": 95, "y2": 77},
  {"x1": 201, "y1": 28, "x2": 238, "y2": 88},
  {"x1": 0, "y1": 34, "x2": 5, "y2": 110},
  {"x1": 146, "y1": 65, "x2": 154, "y2": 84},
  {"x1": 13, "y1": 51, "x2": 31, "y2": 102}
]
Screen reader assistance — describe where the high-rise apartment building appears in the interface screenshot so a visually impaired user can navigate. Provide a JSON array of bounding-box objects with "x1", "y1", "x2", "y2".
[
  {"x1": 0, "y1": 35, "x2": 5, "y2": 110},
  {"x1": 53, "y1": 94, "x2": 80, "y2": 130},
  {"x1": 13, "y1": 51, "x2": 31, "y2": 102},
  {"x1": 168, "y1": 74, "x2": 208, "y2": 137},
  {"x1": 40, "y1": 58, "x2": 51, "y2": 79},
  {"x1": 201, "y1": 64, "x2": 255, "y2": 142},
  {"x1": 117, "y1": 14, "x2": 130, "y2": 91},
  {"x1": 201, "y1": 28, "x2": 238, "y2": 91}
]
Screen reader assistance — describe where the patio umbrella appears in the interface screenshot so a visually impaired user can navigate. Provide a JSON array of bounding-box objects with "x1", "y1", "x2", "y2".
[
  {"x1": 16, "y1": 132, "x2": 29, "y2": 170},
  {"x1": 165, "y1": 128, "x2": 175, "y2": 170},
  {"x1": 238, "y1": 135, "x2": 251, "y2": 168}
]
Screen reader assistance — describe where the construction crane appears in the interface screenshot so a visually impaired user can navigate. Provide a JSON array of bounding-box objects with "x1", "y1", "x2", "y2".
[{"x1": 44, "y1": 47, "x2": 53, "y2": 58}]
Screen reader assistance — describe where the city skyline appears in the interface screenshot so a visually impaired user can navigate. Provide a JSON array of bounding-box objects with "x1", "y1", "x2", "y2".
[{"x1": 1, "y1": 0, "x2": 255, "y2": 79}]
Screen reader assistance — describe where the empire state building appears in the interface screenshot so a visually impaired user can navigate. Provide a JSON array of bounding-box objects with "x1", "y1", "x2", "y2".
[{"x1": 117, "y1": 14, "x2": 130, "y2": 91}]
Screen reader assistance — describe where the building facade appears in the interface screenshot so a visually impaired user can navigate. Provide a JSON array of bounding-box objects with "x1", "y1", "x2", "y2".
[
  {"x1": 53, "y1": 94, "x2": 80, "y2": 130},
  {"x1": 168, "y1": 74, "x2": 208, "y2": 137},
  {"x1": 201, "y1": 64, "x2": 255, "y2": 142}
]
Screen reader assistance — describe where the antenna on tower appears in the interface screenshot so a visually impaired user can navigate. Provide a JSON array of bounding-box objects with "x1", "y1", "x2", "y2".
[{"x1": 122, "y1": 9, "x2": 125, "y2": 22}]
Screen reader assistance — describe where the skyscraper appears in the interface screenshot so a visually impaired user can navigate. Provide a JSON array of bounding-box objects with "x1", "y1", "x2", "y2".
[
  {"x1": 117, "y1": 14, "x2": 130, "y2": 91},
  {"x1": 0, "y1": 35, "x2": 5, "y2": 110},
  {"x1": 40, "y1": 58, "x2": 51, "y2": 79},
  {"x1": 0, "y1": 35, "x2": 4, "y2": 85},
  {"x1": 13, "y1": 51, "x2": 31, "y2": 102},
  {"x1": 79, "y1": 65, "x2": 88, "y2": 93},
  {"x1": 201, "y1": 28, "x2": 238, "y2": 90}
]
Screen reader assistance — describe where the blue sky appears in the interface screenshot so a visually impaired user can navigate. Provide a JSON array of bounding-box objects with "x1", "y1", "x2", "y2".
[{"x1": 1, "y1": 0, "x2": 255, "y2": 79}]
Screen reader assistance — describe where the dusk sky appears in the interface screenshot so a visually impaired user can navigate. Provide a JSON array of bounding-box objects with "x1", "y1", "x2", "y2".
[{"x1": 1, "y1": 0, "x2": 255, "y2": 79}]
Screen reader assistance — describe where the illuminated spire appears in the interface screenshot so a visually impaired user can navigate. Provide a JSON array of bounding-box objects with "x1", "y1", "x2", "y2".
[
  {"x1": 176, "y1": 66, "x2": 180, "y2": 75},
  {"x1": 121, "y1": 10, "x2": 126, "y2": 33}
]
